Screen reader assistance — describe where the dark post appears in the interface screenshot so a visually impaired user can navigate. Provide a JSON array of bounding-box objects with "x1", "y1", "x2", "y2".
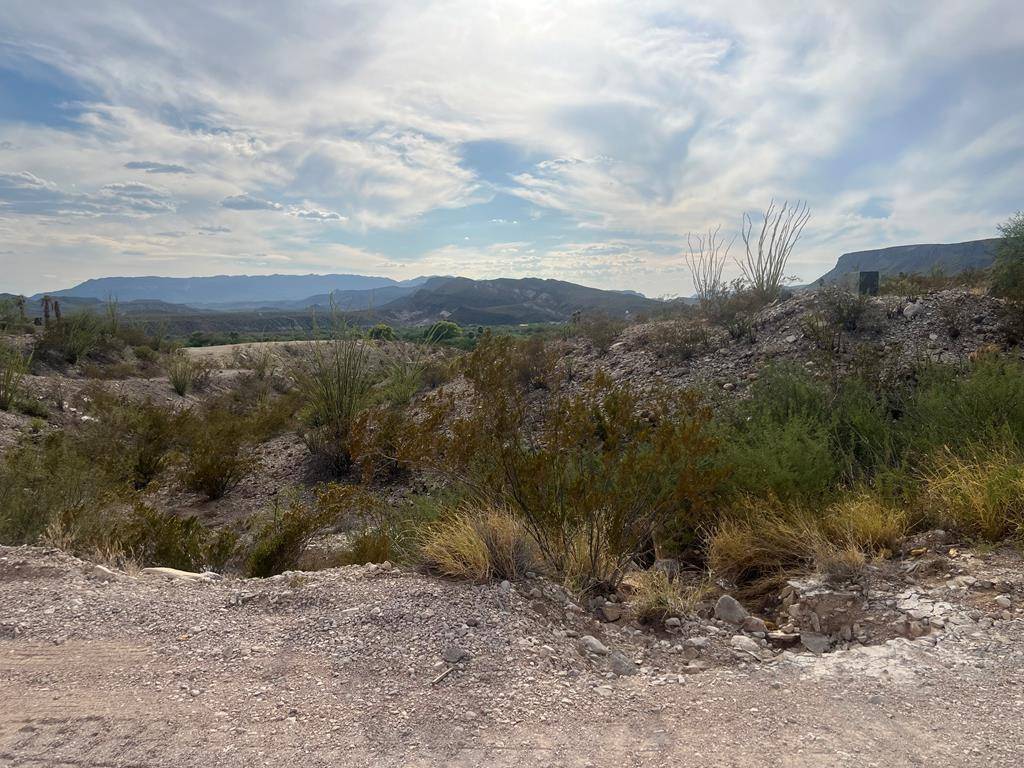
[{"x1": 858, "y1": 271, "x2": 879, "y2": 296}]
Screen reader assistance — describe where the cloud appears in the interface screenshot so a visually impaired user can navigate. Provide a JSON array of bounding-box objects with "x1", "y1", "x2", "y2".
[
  {"x1": 197, "y1": 224, "x2": 231, "y2": 234},
  {"x1": 220, "y1": 194, "x2": 282, "y2": 211},
  {"x1": 0, "y1": 171, "x2": 175, "y2": 216},
  {"x1": 124, "y1": 160, "x2": 194, "y2": 174},
  {"x1": 0, "y1": 1, "x2": 1022, "y2": 295},
  {"x1": 288, "y1": 207, "x2": 346, "y2": 221}
]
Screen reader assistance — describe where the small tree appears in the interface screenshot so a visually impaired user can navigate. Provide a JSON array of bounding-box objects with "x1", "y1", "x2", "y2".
[
  {"x1": 684, "y1": 225, "x2": 735, "y2": 315},
  {"x1": 992, "y1": 211, "x2": 1024, "y2": 302},
  {"x1": 738, "y1": 199, "x2": 810, "y2": 304}
]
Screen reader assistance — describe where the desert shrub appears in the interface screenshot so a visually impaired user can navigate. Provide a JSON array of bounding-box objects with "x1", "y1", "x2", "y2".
[
  {"x1": 425, "y1": 320, "x2": 461, "y2": 342},
  {"x1": 294, "y1": 329, "x2": 374, "y2": 472},
  {"x1": 232, "y1": 344, "x2": 278, "y2": 379},
  {"x1": 118, "y1": 504, "x2": 209, "y2": 571},
  {"x1": 0, "y1": 432, "x2": 117, "y2": 544},
  {"x1": 130, "y1": 403, "x2": 181, "y2": 489},
  {"x1": 244, "y1": 494, "x2": 336, "y2": 577},
  {"x1": 419, "y1": 505, "x2": 536, "y2": 582},
  {"x1": 0, "y1": 344, "x2": 30, "y2": 411},
  {"x1": 133, "y1": 345, "x2": 159, "y2": 365},
  {"x1": 38, "y1": 312, "x2": 105, "y2": 363},
  {"x1": 801, "y1": 313, "x2": 841, "y2": 352},
  {"x1": 992, "y1": 211, "x2": 1024, "y2": 302},
  {"x1": 818, "y1": 285, "x2": 868, "y2": 332},
  {"x1": 166, "y1": 351, "x2": 213, "y2": 396},
  {"x1": 571, "y1": 311, "x2": 626, "y2": 354},
  {"x1": 644, "y1": 320, "x2": 710, "y2": 362},
  {"x1": 405, "y1": 342, "x2": 719, "y2": 591},
  {"x1": 180, "y1": 410, "x2": 250, "y2": 499},
  {"x1": 15, "y1": 397, "x2": 49, "y2": 419},
  {"x1": 899, "y1": 356, "x2": 1024, "y2": 456},
  {"x1": 920, "y1": 445, "x2": 1024, "y2": 542},
  {"x1": 368, "y1": 323, "x2": 395, "y2": 341}
]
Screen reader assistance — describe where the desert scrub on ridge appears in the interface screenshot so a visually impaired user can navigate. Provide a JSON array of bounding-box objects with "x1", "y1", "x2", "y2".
[
  {"x1": 403, "y1": 335, "x2": 719, "y2": 592},
  {"x1": 0, "y1": 343, "x2": 31, "y2": 411}
]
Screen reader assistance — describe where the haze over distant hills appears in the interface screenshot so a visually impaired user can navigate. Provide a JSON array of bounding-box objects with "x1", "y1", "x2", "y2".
[{"x1": 41, "y1": 274, "x2": 430, "y2": 306}]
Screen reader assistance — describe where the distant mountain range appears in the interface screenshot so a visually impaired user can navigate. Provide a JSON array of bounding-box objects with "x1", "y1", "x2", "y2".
[
  {"x1": 23, "y1": 273, "x2": 657, "y2": 325},
  {"x1": 39, "y1": 273, "x2": 430, "y2": 306},
  {"x1": 15, "y1": 237, "x2": 1001, "y2": 328},
  {"x1": 815, "y1": 238, "x2": 999, "y2": 285}
]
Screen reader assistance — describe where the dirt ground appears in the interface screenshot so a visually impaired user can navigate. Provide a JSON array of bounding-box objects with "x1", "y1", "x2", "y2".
[{"x1": 2, "y1": 546, "x2": 1022, "y2": 767}]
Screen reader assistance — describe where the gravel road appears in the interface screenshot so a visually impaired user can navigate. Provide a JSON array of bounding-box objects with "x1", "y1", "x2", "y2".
[{"x1": 1, "y1": 546, "x2": 1022, "y2": 767}]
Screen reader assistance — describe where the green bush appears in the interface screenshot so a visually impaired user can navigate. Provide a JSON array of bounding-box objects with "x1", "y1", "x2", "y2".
[
  {"x1": 0, "y1": 344, "x2": 30, "y2": 411},
  {"x1": 39, "y1": 312, "x2": 104, "y2": 363},
  {"x1": 369, "y1": 323, "x2": 396, "y2": 341},
  {"x1": 180, "y1": 410, "x2": 250, "y2": 499},
  {"x1": 992, "y1": 211, "x2": 1024, "y2": 302},
  {"x1": 244, "y1": 493, "x2": 335, "y2": 577},
  {"x1": 295, "y1": 329, "x2": 374, "y2": 472},
  {"x1": 425, "y1": 321, "x2": 460, "y2": 342}
]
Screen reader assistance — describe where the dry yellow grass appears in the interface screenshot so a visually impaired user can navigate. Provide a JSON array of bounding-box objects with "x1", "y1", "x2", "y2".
[
  {"x1": 921, "y1": 447, "x2": 1024, "y2": 542},
  {"x1": 419, "y1": 505, "x2": 536, "y2": 582},
  {"x1": 626, "y1": 569, "x2": 712, "y2": 623}
]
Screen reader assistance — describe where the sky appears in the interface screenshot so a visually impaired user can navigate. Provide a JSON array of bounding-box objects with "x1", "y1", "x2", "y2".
[{"x1": 1, "y1": 1, "x2": 1022, "y2": 297}]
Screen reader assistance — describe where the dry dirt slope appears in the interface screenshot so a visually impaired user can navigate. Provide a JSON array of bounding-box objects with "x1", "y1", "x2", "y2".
[{"x1": 1, "y1": 546, "x2": 1023, "y2": 767}]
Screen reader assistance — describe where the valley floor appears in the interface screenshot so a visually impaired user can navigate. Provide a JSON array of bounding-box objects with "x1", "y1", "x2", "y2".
[{"x1": 1, "y1": 546, "x2": 1022, "y2": 767}]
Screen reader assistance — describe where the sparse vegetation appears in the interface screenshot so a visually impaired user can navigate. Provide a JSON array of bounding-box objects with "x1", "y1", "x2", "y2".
[
  {"x1": 0, "y1": 344, "x2": 31, "y2": 411},
  {"x1": 166, "y1": 351, "x2": 213, "y2": 396}
]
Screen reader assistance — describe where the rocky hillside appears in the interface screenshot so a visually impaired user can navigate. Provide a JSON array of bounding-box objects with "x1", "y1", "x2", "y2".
[
  {"x1": 567, "y1": 288, "x2": 1010, "y2": 396},
  {"x1": 815, "y1": 239, "x2": 998, "y2": 285}
]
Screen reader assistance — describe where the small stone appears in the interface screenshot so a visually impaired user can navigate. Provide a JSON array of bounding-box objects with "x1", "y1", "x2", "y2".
[
  {"x1": 579, "y1": 635, "x2": 609, "y2": 656},
  {"x1": 994, "y1": 595, "x2": 1012, "y2": 609},
  {"x1": 766, "y1": 631, "x2": 800, "y2": 647},
  {"x1": 442, "y1": 646, "x2": 470, "y2": 664},
  {"x1": 714, "y1": 595, "x2": 749, "y2": 624},
  {"x1": 595, "y1": 685, "x2": 613, "y2": 697},
  {"x1": 608, "y1": 650, "x2": 638, "y2": 676},
  {"x1": 785, "y1": 335, "x2": 797, "y2": 343},
  {"x1": 664, "y1": 617, "x2": 682, "y2": 630}
]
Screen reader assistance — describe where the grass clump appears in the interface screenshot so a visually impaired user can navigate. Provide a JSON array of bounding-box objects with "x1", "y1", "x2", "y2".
[
  {"x1": 628, "y1": 569, "x2": 710, "y2": 623},
  {"x1": 920, "y1": 446, "x2": 1024, "y2": 542},
  {"x1": 166, "y1": 351, "x2": 213, "y2": 396},
  {"x1": 419, "y1": 505, "x2": 536, "y2": 582}
]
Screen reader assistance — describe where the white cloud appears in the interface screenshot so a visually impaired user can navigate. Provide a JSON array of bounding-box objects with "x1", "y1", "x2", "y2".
[
  {"x1": 0, "y1": 0, "x2": 1021, "y2": 294},
  {"x1": 220, "y1": 194, "x2": 282, "y2": 211}
]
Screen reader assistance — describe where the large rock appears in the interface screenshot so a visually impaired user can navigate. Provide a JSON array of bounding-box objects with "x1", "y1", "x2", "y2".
[
  {"x1": 579, "y1": 635, "x2": 609, "y2": 656},
  {"x1": 714, "y1": 595, "x2": 749, "y2": 624}
]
